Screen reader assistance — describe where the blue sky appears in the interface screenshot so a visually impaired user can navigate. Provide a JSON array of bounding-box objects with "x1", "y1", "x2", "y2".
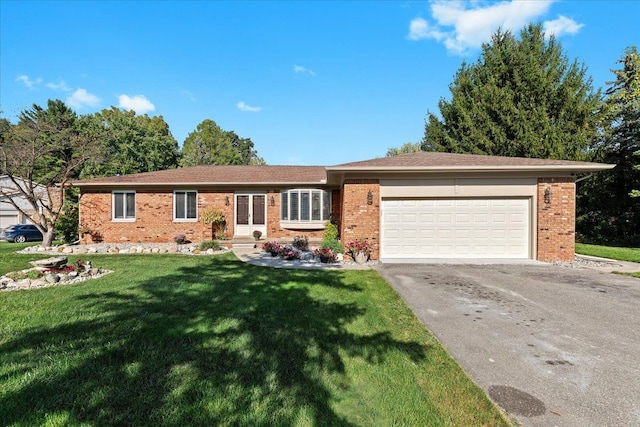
[{"x1": 1, "y1": 1, "x2": 638, "y2": 166}]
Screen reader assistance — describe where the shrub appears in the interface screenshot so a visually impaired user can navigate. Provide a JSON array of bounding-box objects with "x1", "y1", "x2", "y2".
[
  {"x1": 262, "y1": 241, "x2": 282, "y2": 255},
  {"x1": 199, "y1": 240, "x2": 221, "y2": 251},
  {"x1": 174, "y1": 234, "x2": 187, "y2": 244},
  {"x1": 292, "y1": 236, "x2": 309, "y2": 251},
  {"x1": 321, "y1": 220, "x2": 343, "y2": 254},
  {"x1": 321, "y1": 238, "x2": 344, "y2": 254},
  {"x1": 323, "y1": 221, "x2": 339, "y2": 242},
  {"x1": 200, "y1": 207, "x2": 226, "y2": 239}
]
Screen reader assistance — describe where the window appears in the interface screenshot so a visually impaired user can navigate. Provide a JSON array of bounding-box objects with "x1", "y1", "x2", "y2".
[
  {"x1": 280, "y1": 189, "x2": 331, "y2": 228},
  {"x1": 174, "y1": 191, "x2": 197, "y2": 220},
  {"x1": 113, "y1": 191, "x2": 135, "y2": 220}
]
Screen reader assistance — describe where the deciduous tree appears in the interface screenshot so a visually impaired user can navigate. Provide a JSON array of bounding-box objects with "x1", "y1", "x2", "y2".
[
  {"x1": 0, "y1": 100, "x2": 104, "y2": 246},
  {"x1": 181, "y1": 119, "x2": 264, "y2": 166},
  {"x1": 80, "y1": 107, "x2": 180, "y2": 178},
  {"x1": 386, "y1": 142, "x2": 422, "y2": 157}
]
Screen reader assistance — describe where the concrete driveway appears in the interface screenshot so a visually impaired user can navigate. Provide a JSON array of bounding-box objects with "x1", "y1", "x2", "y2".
[{"x1": 376, "y1": 263, "x2": 640, "y2": 427}]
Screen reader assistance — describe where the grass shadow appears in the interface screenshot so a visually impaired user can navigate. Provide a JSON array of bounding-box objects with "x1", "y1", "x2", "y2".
[{"x1": 0, "y1": 254, "x2": 429, "y2": 426}]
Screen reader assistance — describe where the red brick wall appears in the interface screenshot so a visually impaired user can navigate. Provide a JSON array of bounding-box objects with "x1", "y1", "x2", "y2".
[
  {"x1": 536, "y1": 177, "x2": 576, "y2": 261},
  {"x1": 79, "y1": 189, "x2": 235, "y2": 244},
  {"x1": 79, "y1": 188, "x2": 342, "y2": 244},
  {"x1": 340, "y1": 179, "x2": 380, "y2": 259}
]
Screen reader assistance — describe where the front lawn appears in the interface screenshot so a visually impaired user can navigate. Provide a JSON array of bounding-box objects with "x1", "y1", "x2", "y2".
[
  {"x1": 575, "y1": 243, "x2": 640, "y2": 263},
  {"x1": 0, "y1": 247, "x2": 509, "y2": 426}
]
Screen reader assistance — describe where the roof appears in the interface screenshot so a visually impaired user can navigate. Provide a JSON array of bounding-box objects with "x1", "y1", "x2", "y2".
[
  {"x1": 73, "y1": 152, "x2": 614, "y2": 188},
  {"x1": 73, "y1": 165, "x2": 328, "y2": 187},
  {"x1": 329, "y1": 152, "x2": 612, "y2": 171}
]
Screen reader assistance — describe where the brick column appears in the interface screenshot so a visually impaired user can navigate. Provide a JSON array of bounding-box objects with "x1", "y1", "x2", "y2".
[
  {"x1": 537, "y1": 177, "x2": 575, "y2": 261},
  {"x1": 340, "y1": 179, "x2": 380, "y2": 259}
]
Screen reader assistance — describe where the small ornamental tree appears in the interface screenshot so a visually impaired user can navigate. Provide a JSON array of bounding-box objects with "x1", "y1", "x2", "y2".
[{"x1": 200, "y1": 207, "x2": 226, "y2": 240}]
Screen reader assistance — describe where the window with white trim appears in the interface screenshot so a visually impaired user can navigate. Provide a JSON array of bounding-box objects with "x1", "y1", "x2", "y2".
[
  {"x1": 113, "y1": 191, "x2": 135, "y2": 221},
  {"x1": 174, "y1": 190, "x2": 197, "y2": 221},
  {"x1": 280, "y1": 189, "x2": 331, "y2": 228}
]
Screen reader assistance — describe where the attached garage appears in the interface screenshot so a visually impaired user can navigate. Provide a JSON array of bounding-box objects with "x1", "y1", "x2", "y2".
[
  {"x1": 328, "y1": 153, "x2": 614, "y2": 262},
  {"x1": 381, "y1": 198, "x2": 530, "y2": 259}
]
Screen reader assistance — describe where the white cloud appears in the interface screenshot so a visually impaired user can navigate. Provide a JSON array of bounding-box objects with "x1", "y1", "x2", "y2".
[
  {"x1": 407, "y1": 17, "x2": 446, "y2": 41},
  {"x1": 15, "y1": 75, "x2": 42, "y2": 88},
  {"x1": 543, "y1": 15, "x2": 584, "y2": 37},
  {"x1": 408, "y1": 0, "x2": 563, "y2": 55},
  {"x1": 236, "y1": 101, "x2": 262, "y2": 112},
  {"x1": 293, "y1": 65, "x2": 316, "y2": 76},
  {"x1": 118, "y1": 94, "x2": 155, "y2": 114},
  {"x1": 67, "y1": 89, "x2": 101, "y2": 109},
  {"x1": 180, "y1": 90, "x2": 197, "y2": 102},
  {"x1": 45, "y1": 80, "x2": 72, "y2": 91}
]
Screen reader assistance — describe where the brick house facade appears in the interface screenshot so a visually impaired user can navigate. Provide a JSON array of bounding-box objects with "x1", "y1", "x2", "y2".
[{"x1": 75, "y1": 152, "x2": 613, "y2": 262}]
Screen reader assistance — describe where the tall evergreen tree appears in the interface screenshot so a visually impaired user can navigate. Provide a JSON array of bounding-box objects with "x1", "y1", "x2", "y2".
[
  {"x1": 577, "y1": 46, "x2": 640, "y2": 245},
  {"x1": 422, "y1": 23, "x2": 600, "y2": 160}
]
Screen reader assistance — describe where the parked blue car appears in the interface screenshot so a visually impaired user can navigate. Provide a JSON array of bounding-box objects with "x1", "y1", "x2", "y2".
[{"x1": 0, "y1": 224, "x2": 44, "y2": 243}]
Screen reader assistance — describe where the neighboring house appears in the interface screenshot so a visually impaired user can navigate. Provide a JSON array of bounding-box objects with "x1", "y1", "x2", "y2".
[
  {"x1": 0, "y1": 175, "x2": 44, "y2": 229},
  {"x1": 73, "y1": 152, "x2": 613, "y2": 262}
]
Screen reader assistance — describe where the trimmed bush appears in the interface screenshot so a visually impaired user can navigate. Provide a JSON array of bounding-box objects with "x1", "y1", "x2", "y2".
[{"x1": 199, "y1": 240, "x2": 221, "y2": 251}]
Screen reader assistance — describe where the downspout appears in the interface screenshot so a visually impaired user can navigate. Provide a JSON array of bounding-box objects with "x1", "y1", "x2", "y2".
[{"x1": 574, "y1": 172, "x2": 594, "y2": 184}]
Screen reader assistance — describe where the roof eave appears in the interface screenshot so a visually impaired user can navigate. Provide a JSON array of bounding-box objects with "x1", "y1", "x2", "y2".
[
  {"x1": 73, "y1": 180, "x2": 329, "y2": 187},
  {"x1": 325, "y1": 164, "x2": 615, "y2": 173}
]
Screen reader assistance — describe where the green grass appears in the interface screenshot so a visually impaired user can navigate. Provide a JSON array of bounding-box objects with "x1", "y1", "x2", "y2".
[
  {"x1": 0, "y1": 245, "x2": 509, "y2": 426},
  {"x1": 0, "y1": 241, "x2": 47, "y2": 275},
  {"x1": 575, "y1": 243, "x2": 640, "y2": 263}
]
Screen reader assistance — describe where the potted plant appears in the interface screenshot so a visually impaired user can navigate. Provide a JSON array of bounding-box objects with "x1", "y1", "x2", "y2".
[
  {"x1": 346, "y1": 239, "x2": 370, "y2": 264},
  {"x1": 253, "y1": 230, "x2": 262, "y2": 241},
  {"x1": 314, "y1": 247, "x2": 337, "y2": 263},
  {"x1": 174, "y1": 234, "x2": 187, "y2": 245}
]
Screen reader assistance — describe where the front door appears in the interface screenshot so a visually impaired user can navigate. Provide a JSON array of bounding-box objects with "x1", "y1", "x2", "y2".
[{"x1": 235, "y1": 193, "x2": 267, "y2": 238}]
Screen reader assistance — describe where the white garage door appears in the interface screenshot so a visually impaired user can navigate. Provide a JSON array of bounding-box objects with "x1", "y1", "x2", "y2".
[
  {"x1": 381, "y1": 198, "x2": 530, "y2": 259},
  {"x1": 0, "y1": 214, "x2": 19, "y2": 230}
]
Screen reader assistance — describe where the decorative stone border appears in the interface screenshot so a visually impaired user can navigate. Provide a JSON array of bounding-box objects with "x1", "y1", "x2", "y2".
[
  {"x1": 17, "y1": 243, "x2": 230, "y2": 256},
  {"x1": 1, "y1": 266, "x2": 113, "y2": 292}
]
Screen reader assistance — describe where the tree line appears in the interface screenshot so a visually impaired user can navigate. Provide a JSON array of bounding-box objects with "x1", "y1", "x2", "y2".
[
  {"x1": 0, "y1": 104, "x2": 263, "y2": 245},
  {"x1": 388, "y1": 23, "x2": 639, "y2": 247}
]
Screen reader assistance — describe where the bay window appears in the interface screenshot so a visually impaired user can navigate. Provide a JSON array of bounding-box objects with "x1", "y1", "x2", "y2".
[{"x1": 280, "y1": 189, "x2": 331, "y2": 228}]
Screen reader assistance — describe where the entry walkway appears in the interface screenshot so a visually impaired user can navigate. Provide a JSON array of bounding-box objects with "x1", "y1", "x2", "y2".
[{"x1": 231, "y1": 247, "x2": 371, "y2": 270}]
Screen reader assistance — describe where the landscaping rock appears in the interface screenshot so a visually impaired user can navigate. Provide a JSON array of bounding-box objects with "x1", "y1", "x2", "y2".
[
  {"x1": 108, "y1": 247, "x2": 120, "y2": 254},
  {"x1": 30, "y1": 256, "x2": 68, "y2": 270},
  {"x1": 45, "y1": 273, "x2": 60, "y2": 283},
  {"x1": 68, "y1": 271, "x2": 79, "y2": 278},
  {"x1": 31, "y1": 279, "x2": 47, "y2": 287},
  {"x1": 151, "y1": 248, "x2": 160, "y2": 254},
  {"x1": 87, "y1": 247, "x2": 97, "y2": 254}
]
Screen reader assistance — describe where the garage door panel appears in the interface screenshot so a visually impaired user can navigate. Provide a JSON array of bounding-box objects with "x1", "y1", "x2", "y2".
[{"x1": 382, "y1": 198, "x2": 530, "y2": 259}]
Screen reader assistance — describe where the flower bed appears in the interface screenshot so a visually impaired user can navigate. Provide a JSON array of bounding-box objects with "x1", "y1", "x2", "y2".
[{"x1": 1, "y1": 256, "x2": 112, "y2": 292}]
